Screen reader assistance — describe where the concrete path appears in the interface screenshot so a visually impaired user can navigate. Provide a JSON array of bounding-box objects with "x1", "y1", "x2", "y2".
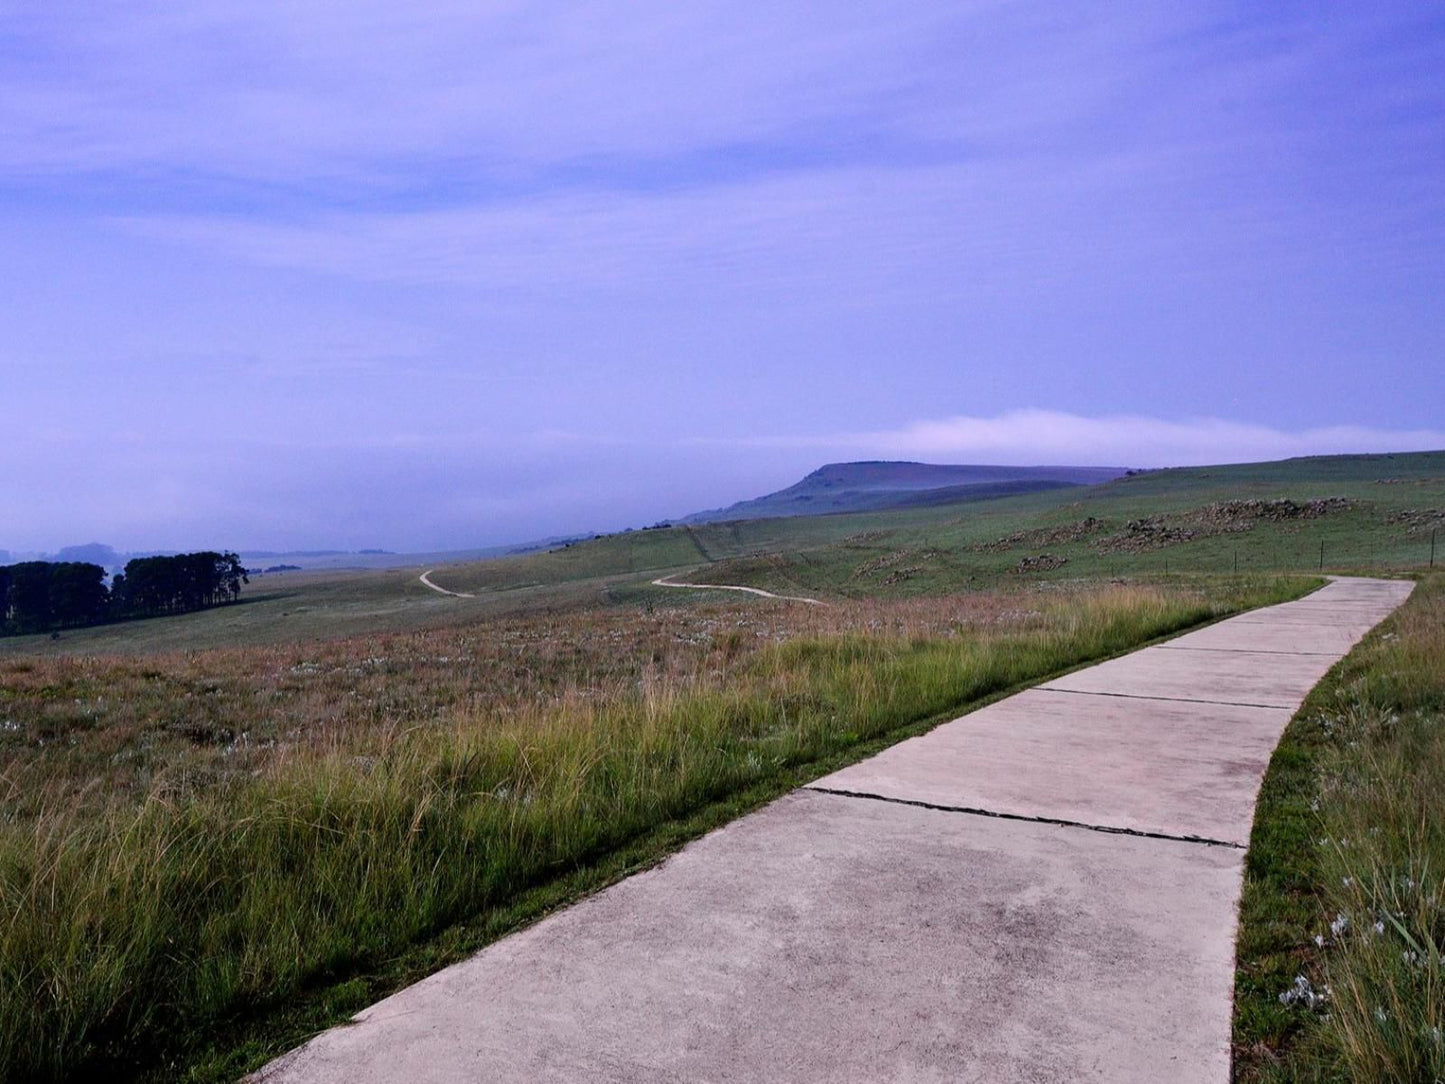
[{"x1": 253, "y1": 577, "x2": 1411, "y2": 1084}]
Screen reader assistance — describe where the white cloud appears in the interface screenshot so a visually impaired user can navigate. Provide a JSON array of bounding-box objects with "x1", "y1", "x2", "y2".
[
  {"x1": 4, "y1": 409, "x2": 1441, "y2": 553},
  {"x1": 832, "y1": 410, "x2": 1445, "y2": 467},
  {"x1": 4, "y1": 4, "x2": 1442, "y2": 553}
]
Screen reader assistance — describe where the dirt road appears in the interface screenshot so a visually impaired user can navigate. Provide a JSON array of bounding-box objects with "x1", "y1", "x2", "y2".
[
  {"x1": 651, "y1": 573, "x2": 824, "y2": 605},
  {"x1": 418, "y1": 571, "x2": 475, "y2": 598}
]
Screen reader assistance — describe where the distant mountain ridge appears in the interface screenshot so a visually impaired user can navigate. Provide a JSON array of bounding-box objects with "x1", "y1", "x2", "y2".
[{"x1": 683, "y1": 461, "x2": 1131, "y2": 524}]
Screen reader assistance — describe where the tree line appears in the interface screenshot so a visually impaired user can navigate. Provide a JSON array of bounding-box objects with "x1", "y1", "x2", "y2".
[{"x1": 0, "y1": 552, "x2": 247, "y2": 636}]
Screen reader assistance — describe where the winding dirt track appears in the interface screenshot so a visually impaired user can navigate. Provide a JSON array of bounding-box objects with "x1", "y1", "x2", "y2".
[
  {"x1": 421, "y1": 569, "x2": 826, "y2": 612},
  {"x1": 418, "y1": 571, "x2": 475, "y2": 598},
  {"x1": 651, "y1": 574, "x2": 825, "y2": 606}
]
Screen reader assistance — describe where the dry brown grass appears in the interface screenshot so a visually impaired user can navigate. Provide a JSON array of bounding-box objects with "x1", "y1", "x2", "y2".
[
  {"x1": 0, "y1": 575, "x2": 1312, "y2": 1081},
  {"x1": 0, "y1": 585, "x2": 1136, "y2": 820}
]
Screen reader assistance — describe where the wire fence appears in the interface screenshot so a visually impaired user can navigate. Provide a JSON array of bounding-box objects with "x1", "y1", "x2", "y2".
[{"x1": 1099, "y1": 527, "x2": 1439, "y2": 578}]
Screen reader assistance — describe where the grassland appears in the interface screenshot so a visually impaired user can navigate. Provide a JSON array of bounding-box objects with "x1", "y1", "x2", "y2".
[
  {"x1": 3, "y1": 450, "x2": 1441, "y2": 1081},
  {"x1": 0, "y1": 575, "x2": 1316, "y2": 1082},
  {"x1": 674, "y1": 451, "x2": 1445, "y2": 599},
  {"x1": 1234, "y1": 572, "x2": 1445, "y2": 1082},
  {"x1": 4, "y1": 451, "x2": 1438, "y2": 660}
]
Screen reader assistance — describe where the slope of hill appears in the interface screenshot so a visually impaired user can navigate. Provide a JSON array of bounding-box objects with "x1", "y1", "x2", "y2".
[
  {"x1": 8, "y1": 450, "x2": 1440, "y2": 657},
  {"x1": 671, "y1": 449, "x2": 1445, "y2": 599},
  {"x1": 683, "y1": 461, "x2": 1130, "y2": 523}
]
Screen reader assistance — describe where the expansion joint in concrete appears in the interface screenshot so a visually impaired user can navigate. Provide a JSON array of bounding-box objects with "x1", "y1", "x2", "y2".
[
  {"x1": 1033, "y1": 687, "x2": 1287, "y2": 711},
  {"x1": 803, "y1": 786, "x2": 1246, "y2": 850},
  {"x1": 1154, "y1": 646, "x2": 1338, "y2": 657}
]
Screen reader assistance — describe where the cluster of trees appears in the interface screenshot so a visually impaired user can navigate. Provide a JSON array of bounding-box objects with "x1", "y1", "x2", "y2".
[
  {"x1": 0, "y1": 562, "x2": 109, "y2": 633},
  {"x1": 0, "y1": 552, "x2": 247, "y2": 636},
  {"x1": 112, "y1": 553, "x2": 248, "y2": 616}
]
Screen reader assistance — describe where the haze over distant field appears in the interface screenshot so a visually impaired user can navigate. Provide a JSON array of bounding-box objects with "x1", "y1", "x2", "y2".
[{"x1": 3, "y1": 3, "x2": 1443, "y2": 552}]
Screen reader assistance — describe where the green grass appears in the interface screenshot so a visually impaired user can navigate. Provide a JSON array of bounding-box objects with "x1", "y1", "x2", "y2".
[
  {"x1": 0, "y1": 566, "x2": 639, "y2": 658},
  {"x1": 6, "y1": 450, "x2": 1438, "y2": 659},
  {"x1": 0, "y1": 577, "x2": 1312, "y2": 1082},
  {"x1": 1234, "y1": 573, "x2": 1445, "y2": 1082},
  {"x1": 4, "y1": 448, "x2": 1440, "y2": 1080},
  {"x1": 677, "y1": 452, "x2": 1445, "y2": 598}
]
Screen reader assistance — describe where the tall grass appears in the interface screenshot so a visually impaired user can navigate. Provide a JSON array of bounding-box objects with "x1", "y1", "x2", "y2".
[
  {"x1": 1235, "y1": 574, "x2": 1444, "y2": 1082},
  {"x1": 0, "y1": 578, "x2": 1308, "y2": 1081},
  {"x1": 1314, "y1": 701, "x2": 1444, "y2": 1081}
]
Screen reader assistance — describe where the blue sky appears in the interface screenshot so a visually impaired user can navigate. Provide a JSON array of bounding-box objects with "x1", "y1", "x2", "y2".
[{"x1": 3, "y1": 2, "x2": 1443, "y2": 553}]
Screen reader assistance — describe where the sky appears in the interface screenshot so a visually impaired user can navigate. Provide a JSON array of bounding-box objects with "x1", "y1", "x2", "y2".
[{"x1": 3, "y1": 1, "x2": 1443, "y2": 554}]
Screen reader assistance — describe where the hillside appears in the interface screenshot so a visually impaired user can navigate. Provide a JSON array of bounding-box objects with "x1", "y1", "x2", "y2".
[
  {"x1": 3, "y1": 446, "x2": 1440, "y2": 1083},
  {"x1": 7, "y1": 449, "x2": 1440, "y2": 657},
  {"x1": 674, "y1": 449, "x2": 1445, "y2": 598},
  {"x1": 683, "y1": 461, "x2": 1129, "y2": 523}
]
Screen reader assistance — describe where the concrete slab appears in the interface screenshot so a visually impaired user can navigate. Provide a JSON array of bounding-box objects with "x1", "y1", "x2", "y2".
[
  {"x1": 1160, "y1": 619, "x2": 1363, "y2": 656},
  {"x1": 1162, "y1": 579, "x2": 1411, "y2": 652},
  {"x1": 1232, "y1": 605, "x2": 1398, "y2": 627},
  {"x1": 809, "y1": 689, "x2": 1291, "y2": 844},
  {"x1": 1241, "y1": 582, "x2": 1413, "y2": 620},
  {"x1": 1036, "y1": 645, "x2": 1337, "y2": 708},
  {"x1": 1315, "y1": 578, "x2": 1415, "y2": 604},
  {"x1": 254, "y1": 791, "x2": 1243, "y2": 1084},
  {"x1": 1228, "y1": 608, "x2": 1390, "y2": 623}
]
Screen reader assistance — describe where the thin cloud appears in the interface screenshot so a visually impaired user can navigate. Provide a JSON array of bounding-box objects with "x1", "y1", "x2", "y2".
[
  {"x1": 0, "y1": 3, "x2": 1039, "y2": 183},
  {"x1": 3, "y1": 5, "x2": 1443, "y2": 554},
  {"x1": 835, "y1": 411, "x2": 1445, "y2": 467},
  {"x1": 3, "y1": 411, "x2": 1442, "y2": 554}
]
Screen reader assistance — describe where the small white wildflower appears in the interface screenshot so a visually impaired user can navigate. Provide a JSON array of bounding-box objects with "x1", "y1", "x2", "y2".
[
  {"x1": 1342, "y1": 877, "x2": 1354, "y2": 888},
  {"x1": 1331, "y1": 913, "x2": 1350, "y2": 938},
  {"x1": 1403, "y1": 950, "x2": 1424, "y2": 968},
  {"x1": 1279, "y1": 975, "x2": 1328, "y2": 1010},
  {"x1": 1374, "y1": 1006, "x2": 1388, "y2": 1024},
  {"x1": 1373, "y1": 920, "x2": 1386, "y2": 936},
  {"x1": 1314, "y1": 934, "x2": 1325, "y2": 948}
]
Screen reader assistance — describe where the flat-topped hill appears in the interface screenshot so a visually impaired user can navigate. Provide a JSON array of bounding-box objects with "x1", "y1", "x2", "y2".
[{"x1": 684, "y1": 461, "x2": 1129, "y2": 523}]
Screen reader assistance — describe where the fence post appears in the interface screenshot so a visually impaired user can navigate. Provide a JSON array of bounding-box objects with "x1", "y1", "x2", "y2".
[
  {"x1": 1319, "y1": 539, "x2": 1324, "y2": 571},
  {"x1": 1432, "y1": 528, "x2": 1437, "y2": 569}
]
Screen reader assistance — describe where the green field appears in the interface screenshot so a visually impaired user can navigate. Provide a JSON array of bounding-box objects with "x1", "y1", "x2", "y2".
[
  {"x1": 6, "y1": 451, "x2": 1439, "y2": 660},
  {"x1": 1, "y1": 450, "x2": 1441, "y2": 1081},
  {"x1": 672, "y1": 450, "x2": 1445, "y2": 598},
  {"x1": 2, "y1": 577, "x2": 1316, "y2": 1082}
]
